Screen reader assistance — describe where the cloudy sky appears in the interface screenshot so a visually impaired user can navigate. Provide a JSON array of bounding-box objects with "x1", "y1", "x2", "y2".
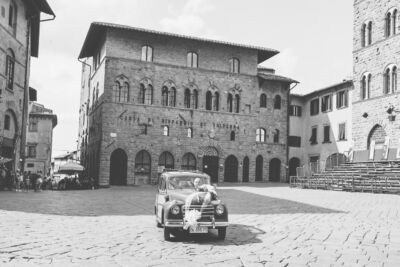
[{"x1": 30, "y1": 0, "x2": 354, "y2": 157}]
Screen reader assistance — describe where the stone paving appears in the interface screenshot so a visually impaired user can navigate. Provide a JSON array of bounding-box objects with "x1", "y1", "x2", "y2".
[{"x1": 0, "y1": 184, "x2": 400, "y2": 266}]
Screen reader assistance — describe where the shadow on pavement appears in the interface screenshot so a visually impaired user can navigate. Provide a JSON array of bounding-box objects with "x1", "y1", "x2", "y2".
[
  {"x1": 0, "y1": 185, "x2": 344, "y2": 216},
  {"x1": 169, "y1": 224, "x2": 265, "y2": 246}
]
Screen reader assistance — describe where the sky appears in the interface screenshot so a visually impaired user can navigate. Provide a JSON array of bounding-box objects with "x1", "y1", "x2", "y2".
[{"x1": 30, "y1": 0, "x2": 354, "y2": 157}]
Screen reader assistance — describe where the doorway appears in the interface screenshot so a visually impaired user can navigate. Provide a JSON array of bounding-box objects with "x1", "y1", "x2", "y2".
[
  {"x1": 269, "y1": 158, "x2": 281, "y2": 182},
  {"x1": 203, "y1": 156, "x2": 219, "y2": 183},
  {"x1": 110, "y1": 149, "x2": 128, "y2": 185},
  {"x1": 224, "y1": 155, "x2": 238, "y2": 182},
  {"x1": 242, "y1": 157, "x2": 249, "y2": 182},
  {"x1": 288, "y1": 157, "x2": 300, "y2": 177}
]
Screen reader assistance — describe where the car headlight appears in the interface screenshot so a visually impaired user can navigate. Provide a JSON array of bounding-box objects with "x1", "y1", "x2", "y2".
[
  {"x1": 171, "y1": 205, "x2": 180, "y2": 215},
  {"x1": 215, "y1": 205, "x2": 225, "y2": 215}
]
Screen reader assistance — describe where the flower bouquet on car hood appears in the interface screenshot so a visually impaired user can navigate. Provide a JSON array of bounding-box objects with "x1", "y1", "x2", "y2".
[{"x1": 183, "y1": 184, "x2": 217, "y2": 230}]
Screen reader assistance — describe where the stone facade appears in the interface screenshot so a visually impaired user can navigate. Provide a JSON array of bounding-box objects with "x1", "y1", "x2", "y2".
[
  {"x1": 78, "y1": 22, "x2": 296, "y2": 186},
  {"x1": 0, "y1": 0, "x2": 54, "y2": 172},
  {"x1": 25, "y1": 102, "x2": 57, "y2": 176},
  {"x1": 352, "y1": 0, "x2": 400, "y2": 151}
]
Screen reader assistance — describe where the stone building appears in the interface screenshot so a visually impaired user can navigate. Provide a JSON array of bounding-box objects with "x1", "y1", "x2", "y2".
[
  {"x1": 289, "y1": 80, "x2": 354, "y2": 175},
  {"x1": 352, "y1": 0, "x2": 400, "y2": 160},
  {"x1": 77, "y1": 22, "x2": 297, "y2": 186},
  {"x1": 0, "y1": 0, "x2": 54, "y2": 171},
  {"x1": 24, "y1": 101, "x2": 57, "y2": 175}
]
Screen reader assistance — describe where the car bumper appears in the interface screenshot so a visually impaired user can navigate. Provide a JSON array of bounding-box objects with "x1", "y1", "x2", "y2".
[{"x1": 165, "y1": 220, "x2": 229, "y2": 228}]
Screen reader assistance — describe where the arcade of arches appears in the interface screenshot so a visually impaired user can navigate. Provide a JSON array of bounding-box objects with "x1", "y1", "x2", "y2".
[{"x1": 107, "y1": 148, "x2": 285, "y2": 185}]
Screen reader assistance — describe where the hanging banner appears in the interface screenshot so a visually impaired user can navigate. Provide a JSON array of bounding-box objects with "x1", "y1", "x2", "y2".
[
  {"x1": 369, "y1": 140, "x2": 375, "y2": 160},
  {"x1": 383, "y1": 136, "x2": 390, "y2": 160}
]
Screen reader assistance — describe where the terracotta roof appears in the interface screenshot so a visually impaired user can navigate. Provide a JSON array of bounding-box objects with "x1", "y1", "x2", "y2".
[
  {"x1": 78, "y1": 22, "x2": 279, "y2": 63},
  {"x1": 258, "y1": 73, "x2": 298, "y2": 84},
  {"x1": 297, "y1": 80, "x2": 354, "y2": 98}
]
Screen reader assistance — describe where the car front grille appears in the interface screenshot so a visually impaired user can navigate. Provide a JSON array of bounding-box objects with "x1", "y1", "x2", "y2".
[{"x1": 183, "y1": 205, "x2": 214, "y2": 221}]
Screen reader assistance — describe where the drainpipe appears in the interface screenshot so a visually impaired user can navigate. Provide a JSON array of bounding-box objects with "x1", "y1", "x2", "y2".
[
  {"x1": 286, "y1": 82, "x2": 299, "y2": 182},
  {"x1": 21, "y1": 13, "x2": 55, "y2": 173}
]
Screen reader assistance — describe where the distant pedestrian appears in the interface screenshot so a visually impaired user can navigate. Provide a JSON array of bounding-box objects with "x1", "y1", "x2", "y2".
[{"x1": 35, "y1": 172, "x2": 43, "y2": 192}]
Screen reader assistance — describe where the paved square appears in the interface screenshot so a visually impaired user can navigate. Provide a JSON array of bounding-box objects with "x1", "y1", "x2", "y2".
[{"x1": 1, "y1": 185, "x2": 399, "y2": 266}]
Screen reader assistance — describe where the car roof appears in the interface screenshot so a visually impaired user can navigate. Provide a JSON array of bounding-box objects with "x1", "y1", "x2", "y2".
[{"x1": 162, "y1": 171, "x2": 209, "y2": 179}]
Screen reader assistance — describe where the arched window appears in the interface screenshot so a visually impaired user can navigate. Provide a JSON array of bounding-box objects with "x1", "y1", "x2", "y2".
[
  {"x1": 206, "y1": 91, "x2": 212, "y2": 110},
  {"x1": 141, "y1": 45, "x2": 153, "y2": 62},
  {"x1": 138, "y1": 84, "x2": 145, "y2": 104},
  {"x1": 5, "y1": 49, "x2": 15, "y2": 90},
  {"x1": 191, "y1": 90, "x2": 198, "y2": 109},
  {"x1": 113, "y1": 82, "x2": 121, "y2": 102},
  {"x1": 159, "y1": 152, "x2": 174, "y2": 170},
  {"x1": 230, "y1": 131, "x2": 235, "y2": 141},
  {"x1": 161, "y1": 87, "x2": 169, "y2": 106},
  {"x1": 120, "y1": 82, "x2": 129, "y2": 102},
  {"x1": 187, "y1": 52, "x2": 198, "y2": 68},
  {"x1": 227, "y1": 93, "x2": 233, "y2": 112},
  {"x1": 181, "y1": 153, "x2": 196, "y2": 170},
  {"x1": 163, "y1": 126, "x2": 169, "y2": 136},
  {"x1": 135, "y1": 150, "x2": 151, "y2": 174},
  {"x1": 169, "y1": 87, "x2": 176, "y2": 107},
  {"x1": 361, "y1": 73, "x2": 371, "y2": 100},
  {"x1": 393, "y1": 10, "x2": 398, "y2": 35},
  {"x1": 187, "y1": 127, "x2": 193, "y2": 138},
  {"x1": 274, "y1": 95, "x2": 281, "y2": 109},
  {"x1": 273, "y1": 129, "x2": 280, "y2": 143},
  {"x1": 184, "y1": 89, "x2": 191, "y2": 108},
  {"x1": 361, "y1": 23, "x2": 366, "y2": 47},
  {"x1": 145, "y1": 84, "x2": 153, "y2": 104},
  {"x1": 213, "y1": 92, "x2": 220, "y2": 111},
  {"x1": 229, "y1": 58, "x2": 240, "y2": 73},
  {"x1": 8, "y1": 1, "x2": 17, "y2": 32},
  {"x1": 235, "y1": 94, "x2": 240, "y2": 113},
  {"x1": 386, "y1": 12, "x2": 392, "y2": 37},
  {"x1": 392, "y1": 66, "x2": 397, "y2": 92},
  {"x1": 256, "y1": 128, "x2": 266, "y2": 142},
  {"x1": 367, "y1": 21, "x2": 372, "y2": 45},
  {"x1": 260, "y1": 94, "x2": 267, "y2": 108},
  {"x1": 384, "y1": 67, "x2": 391, "y2": 94}
]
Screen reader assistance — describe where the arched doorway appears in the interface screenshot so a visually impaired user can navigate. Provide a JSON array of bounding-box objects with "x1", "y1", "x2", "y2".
[
  {"x1": 255, "y1": 155, "x2": 263, "y2": 181},
  {"x1": 159, "y1": 151, "x2": 174, "y2": 170},
  {"x1": 242, "y1": 157, "x2": 249, "y2": 182},
  {"x1": 367, "y1": 124, "x2": 386, "y2": 149},
  {"x1": 289, "y1": 157, "x2": 300, "y2": 177},
  {"x1": 269, "y1": 158, "x2": 281, "y2": 182},
  {"x1": 110, "y1": 149, "x2": 128, "y2": 185},
  {"x1": 201, "y1": 146, "x2": 219, "y2": 183},
  {"x1": 325, "y1": 153, "x2": 347, "y2": 170},
  {"x1": 224, "y1": 155, "x2": 238, "y2": 182},
  {"x1": 135, "y1": 150, "x2": 151, "y2": 184}
]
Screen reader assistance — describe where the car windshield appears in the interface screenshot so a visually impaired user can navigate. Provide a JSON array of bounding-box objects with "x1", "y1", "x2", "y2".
[{"x1": 167, "y1": 176, "x2": 209, "y2": 190}]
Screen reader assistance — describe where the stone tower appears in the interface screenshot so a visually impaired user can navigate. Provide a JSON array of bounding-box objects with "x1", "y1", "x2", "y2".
[{"x1": 352, "y1": 0, "x2": 400, "y2": 154}]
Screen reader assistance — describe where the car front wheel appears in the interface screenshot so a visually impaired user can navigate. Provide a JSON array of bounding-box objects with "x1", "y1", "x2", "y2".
[
  {"x1": 217, "y1": 227, "x2": 226, "y2": 240},
  {"x1": 164, "y1": 227, "x2": 171, "y2": 241}
]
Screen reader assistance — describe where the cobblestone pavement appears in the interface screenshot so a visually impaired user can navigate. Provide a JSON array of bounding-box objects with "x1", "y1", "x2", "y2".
[{"x1": 1, "y1": 184, "x2": 400, "y2": 266}]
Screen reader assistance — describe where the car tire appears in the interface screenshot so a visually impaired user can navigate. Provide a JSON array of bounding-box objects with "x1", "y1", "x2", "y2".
[
  {"x1": 164, "y1": 227, "x2": 171, "y2": 241},
  {"x1": 217, "y1": 227, "x2": 226, "y2": 240}
]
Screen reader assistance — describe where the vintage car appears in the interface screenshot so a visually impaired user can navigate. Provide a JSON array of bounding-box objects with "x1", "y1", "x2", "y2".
[{"x1": 155, "y1": 170, "x2": 228, "y2": 241}]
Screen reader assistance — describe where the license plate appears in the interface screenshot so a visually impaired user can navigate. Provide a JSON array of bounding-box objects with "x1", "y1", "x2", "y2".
[{"x1": 190, "y1": 226, "x2": 208, "y2": 233}]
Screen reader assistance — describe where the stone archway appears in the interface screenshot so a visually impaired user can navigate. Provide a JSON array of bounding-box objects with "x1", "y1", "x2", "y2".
[
  {"x1": 367, "y1": 124, "x2": 386, "y2": 149},
  {"x1": 110, "y1": 149, "x2": 128, "y2": 185},
  {"x1": 269, "y1": 158, "x2": 281, "y2": 182},
  {"x1": 201, "y1": 146, "x2": 219, "y2": 183},
  {"x1": 224, "y1": 155, "x2": 238, "y2": 182}
]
